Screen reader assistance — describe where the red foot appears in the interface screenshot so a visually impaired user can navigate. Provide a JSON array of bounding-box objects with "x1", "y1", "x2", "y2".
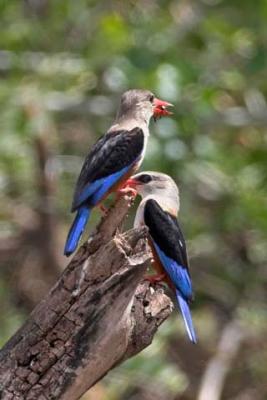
[
  {"x1": 117, "y1": 187, "x2": 138, "y2": 198},
  {"x1": 144, "y1": 273, "x2": 166, "y2": 284}
]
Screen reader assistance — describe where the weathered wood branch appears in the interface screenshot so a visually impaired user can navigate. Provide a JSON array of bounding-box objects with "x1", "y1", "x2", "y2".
[{"x1": 0, "y1": 196, "x2": 173, "y2": 400}]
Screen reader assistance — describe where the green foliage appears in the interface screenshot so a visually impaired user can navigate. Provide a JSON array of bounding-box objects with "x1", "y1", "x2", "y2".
[{"x1": 1, "y1": 0, "x2": 267, "y2": 398}]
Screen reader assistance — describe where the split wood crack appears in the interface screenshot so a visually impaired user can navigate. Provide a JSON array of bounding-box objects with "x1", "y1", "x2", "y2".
[{"x1": 0, "y1": 195, "x2": 173, "y2": 400}]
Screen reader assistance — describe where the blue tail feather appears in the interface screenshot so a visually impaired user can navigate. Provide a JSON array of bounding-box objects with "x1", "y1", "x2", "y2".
[
  {"x1": 64, "y1": 206, "x2": 91, "y2": 257},
  {"x1": 65, "y1": 164, "x2": 133, "y2": 256},
  {"x1": 176, "y1": 291, "x2": 197, "y2": 344}
]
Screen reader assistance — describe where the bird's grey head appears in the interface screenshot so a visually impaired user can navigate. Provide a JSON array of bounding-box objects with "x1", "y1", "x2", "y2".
[
  {"x1": 116, "y1": 89, "x2": 155, "y2": 124},
  {"x1": 127, "y1": 171, "x2": 180, "y2": 212}
]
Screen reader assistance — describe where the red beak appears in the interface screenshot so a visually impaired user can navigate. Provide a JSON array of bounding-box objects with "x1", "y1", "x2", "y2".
[
  {"x1": 153, "y1": 98, "x2": 173, "y2": 118},
  {"x1": 125, "y1": 178, "x2": 138, "y2": 188}
]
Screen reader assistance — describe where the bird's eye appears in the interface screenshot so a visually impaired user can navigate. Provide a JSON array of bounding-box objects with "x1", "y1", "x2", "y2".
[
  {"x1": 149, "y1": 94, "x2": 154, "y2": 103},
  {"x1": 138, "y1": 174, "x2": 152, "y2": 184}
]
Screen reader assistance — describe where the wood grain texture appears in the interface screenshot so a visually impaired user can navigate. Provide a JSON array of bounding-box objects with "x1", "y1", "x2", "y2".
[{"x1": 0, "y1": 195, "x2": 173, "y2": 400}]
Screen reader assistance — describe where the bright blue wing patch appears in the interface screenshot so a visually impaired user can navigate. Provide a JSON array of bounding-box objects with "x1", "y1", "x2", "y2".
[
  {"x1": 76, "y1": 164, "x2": 132, "y2": 207},
  {"x1": 152, "y1": 241, "x2": 196, "y2": 343},
  {"x1": 90, "y1": 165, "x2": 131, "y2": 205},
  {"x1": 153, "y1": 241, "x2": 192, "y2": 300},
  {"x1": 76, "y1": 179, "x2": 104, "y2": 207}
]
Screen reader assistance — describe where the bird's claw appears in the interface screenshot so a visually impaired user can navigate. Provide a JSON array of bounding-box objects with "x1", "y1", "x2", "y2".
[{"x1": 118, "y1": 187, "x2": 138, "y2": 198}]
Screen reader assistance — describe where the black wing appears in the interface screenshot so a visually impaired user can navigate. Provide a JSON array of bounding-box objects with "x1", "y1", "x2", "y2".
[
  {"x1": 144, "y1": 199, "x2": 189, "y2": 271},
  {"x1": 72, "y1": 127, "x2": 144, "y2": 211}
]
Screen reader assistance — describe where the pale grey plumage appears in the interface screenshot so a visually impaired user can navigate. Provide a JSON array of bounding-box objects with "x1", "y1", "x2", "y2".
[
  {"x1": 132, "y1": 172, "x2": 180, "y2": 228},
  {"x1": 109, "y1": 89, "x2": 155, "y2": 133},
  {"x1": 64, "y1": 90, "x2": 155, "y2": 257},
  {"x1": 127, "y1": 171, "x2": 197, "y2": 343}
]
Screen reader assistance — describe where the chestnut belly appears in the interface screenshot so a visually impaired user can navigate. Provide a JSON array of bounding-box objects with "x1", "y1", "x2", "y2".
[{"x1": 148, "y1": 237, "x2": 174, "y2": 290}]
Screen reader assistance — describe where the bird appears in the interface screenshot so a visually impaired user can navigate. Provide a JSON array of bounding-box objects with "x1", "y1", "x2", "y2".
[
  {"x1": 64, "y1": 89, "x2": 173, "y2": 256},
  {"x1": 125, "y1": 171, "x2": 197, "y2": 343}
]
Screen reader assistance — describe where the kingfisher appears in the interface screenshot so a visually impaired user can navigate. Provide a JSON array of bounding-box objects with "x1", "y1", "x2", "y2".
[
  {"x1": 64, "y1": 90, "x2": 172, "y2": 256},
  {"x1": 126, "y1": 171, "x2": 197, "y2": 343}
]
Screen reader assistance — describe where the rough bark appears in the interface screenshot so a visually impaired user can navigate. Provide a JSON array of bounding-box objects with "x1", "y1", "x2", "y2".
[{"x1": 0, "y1": 195, "x2": 173, "y2": 400}]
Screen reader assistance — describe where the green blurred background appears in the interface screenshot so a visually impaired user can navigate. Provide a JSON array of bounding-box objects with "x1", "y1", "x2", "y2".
[{"x1": 1, "y1": 1, "x2": 267, "y2": 399}]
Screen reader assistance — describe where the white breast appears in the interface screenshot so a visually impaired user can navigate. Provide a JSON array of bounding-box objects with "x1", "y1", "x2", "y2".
[
  {"x1": 134, "y1": 199, "x2": 146, "y2": 228},
  {"x1": 134, "y1": 194, "x2": 179, "y2": 229},
  {"x1": 136, "y1": 124, "x2": 149, "y2": 168}
]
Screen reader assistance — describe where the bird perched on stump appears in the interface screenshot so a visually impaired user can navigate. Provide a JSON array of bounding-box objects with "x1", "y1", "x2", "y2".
[
  {"x1": 126, "y1": 172, "x2": 197, "y2": 343},
  {"x1": 64, "y1": 89, "x2": 172, "y2": 256}
]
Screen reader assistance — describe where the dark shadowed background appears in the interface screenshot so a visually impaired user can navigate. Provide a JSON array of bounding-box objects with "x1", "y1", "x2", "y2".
[{"x1": 1, "y1": 1, "x2": 267, "y2": 399}]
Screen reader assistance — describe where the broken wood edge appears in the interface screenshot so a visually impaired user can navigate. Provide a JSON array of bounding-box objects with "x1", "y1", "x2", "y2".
[{"x1": 0, "y1": 195, "x2": 174, "y2": 400}]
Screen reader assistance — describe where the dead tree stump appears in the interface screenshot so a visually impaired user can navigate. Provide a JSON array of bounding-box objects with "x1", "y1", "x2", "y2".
[{"x1": 0, "y1": 196, "x2": 173, "y2": 400}]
